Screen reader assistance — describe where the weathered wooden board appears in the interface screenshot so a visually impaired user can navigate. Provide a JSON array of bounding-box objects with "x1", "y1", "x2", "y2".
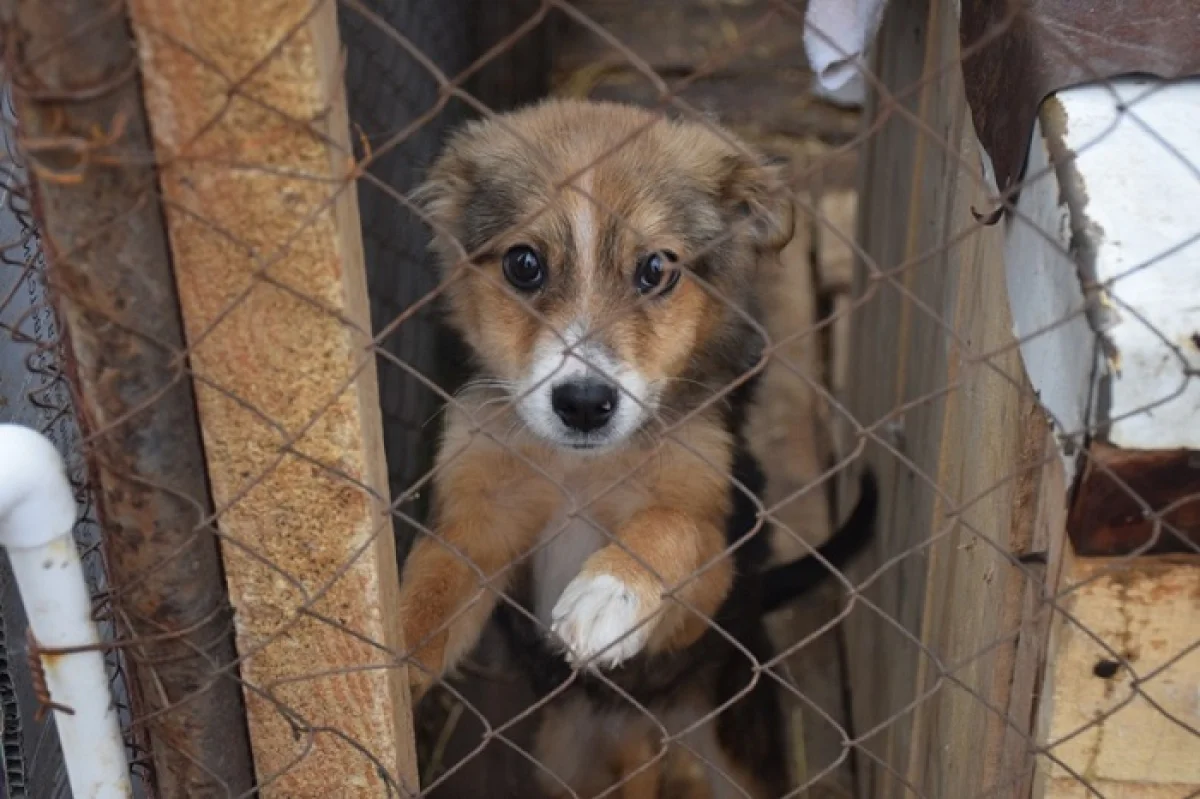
[
  {"x1": 127, "y1": 0, "x2": 416, "y2": 794},
  {"x1": 748, "y1": 204, "x2": 858, "y2": 796},
  {"x1": 815, "y1": 188, "x2": 858, "y2": 463},
  {"x1": 844, "y1": 0, "x2": 1068, "y2": 797},
  {"x1": 550, "y1": 0, "x2": 813, "y2": 75}
]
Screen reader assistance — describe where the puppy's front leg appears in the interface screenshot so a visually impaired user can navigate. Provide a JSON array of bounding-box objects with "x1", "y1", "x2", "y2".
[
  {"x1": 551, "y1": 435, "x2": 736, "y2": 668},
  {"x1": 551, "y1": 507, "x2": 731, "y2": 667},
  {"x1": 399, "y1": 443, "x2": 552, "y2": 699}
]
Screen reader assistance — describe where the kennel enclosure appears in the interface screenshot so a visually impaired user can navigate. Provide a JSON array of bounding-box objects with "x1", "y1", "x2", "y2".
[{"x1": 0, "y1": 0, "x2": 1197, "y2": 797}]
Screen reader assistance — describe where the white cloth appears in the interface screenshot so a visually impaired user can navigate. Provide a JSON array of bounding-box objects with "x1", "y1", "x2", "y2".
[{"x1": 803, "y1": 0, "x2": 890, "y2": 108}]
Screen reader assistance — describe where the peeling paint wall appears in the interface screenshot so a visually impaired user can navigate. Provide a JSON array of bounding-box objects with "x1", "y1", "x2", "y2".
[{"x1": 1006, "y1": 78, "x2": 1200, "y2": 463}]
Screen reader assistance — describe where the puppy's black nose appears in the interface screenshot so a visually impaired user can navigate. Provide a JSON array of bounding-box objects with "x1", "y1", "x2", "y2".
[{"x1": 551, "y1": 380, "x2": 618, "y2": 433}]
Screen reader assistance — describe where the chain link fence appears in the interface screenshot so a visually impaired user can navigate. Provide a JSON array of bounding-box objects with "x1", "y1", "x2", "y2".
[{"x1": 0, "y1": 0, "x2": 1197, "y2": 797}]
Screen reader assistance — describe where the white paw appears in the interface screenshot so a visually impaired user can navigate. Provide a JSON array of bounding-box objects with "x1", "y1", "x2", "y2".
[{"x1": 550, "y1": 574, "x2": 649, "y2": 668}]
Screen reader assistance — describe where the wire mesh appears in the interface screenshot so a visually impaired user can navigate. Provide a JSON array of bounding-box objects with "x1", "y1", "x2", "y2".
[{"x1": 2, "y1": 0, "x2": 1198, "y2": 797}]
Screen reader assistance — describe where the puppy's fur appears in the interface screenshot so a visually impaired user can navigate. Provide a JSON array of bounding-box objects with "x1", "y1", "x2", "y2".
[{"x1": 399, "y1": 99, "x2": 875, "y2": 798}]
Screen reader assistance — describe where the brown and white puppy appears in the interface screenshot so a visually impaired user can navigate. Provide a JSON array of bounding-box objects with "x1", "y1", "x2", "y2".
[{"x1": 398, "y1": 99, "x2": 875, "y2": 798}]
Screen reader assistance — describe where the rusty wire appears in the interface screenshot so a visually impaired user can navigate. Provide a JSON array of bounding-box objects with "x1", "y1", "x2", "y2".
[{"x1": 0, "y1": 0, "x2": 1197, "y2": 797}]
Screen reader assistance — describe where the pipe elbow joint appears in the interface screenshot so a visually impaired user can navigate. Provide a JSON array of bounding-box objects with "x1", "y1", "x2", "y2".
[{"x1": 0, "y1": 424, "x2": 78, "y2": 550}]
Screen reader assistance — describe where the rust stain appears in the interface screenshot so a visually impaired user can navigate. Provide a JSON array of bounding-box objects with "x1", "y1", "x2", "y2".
[{"x1": 1067, "y1": 442, "x2": 1200, "y2": 557}]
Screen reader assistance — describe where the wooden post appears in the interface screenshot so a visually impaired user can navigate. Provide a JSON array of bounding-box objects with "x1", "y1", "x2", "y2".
[
  {"x1": 126, "y1": 0, "x2": 417, "y2": 794},
  {"x1": 845, "y1": 0, "x2": 1068, "y2": 796}
]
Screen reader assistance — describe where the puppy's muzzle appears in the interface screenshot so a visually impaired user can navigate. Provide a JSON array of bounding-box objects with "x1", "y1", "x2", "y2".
[{"x1": 551, "y1": 379, "x2": 618, "y2": 433}]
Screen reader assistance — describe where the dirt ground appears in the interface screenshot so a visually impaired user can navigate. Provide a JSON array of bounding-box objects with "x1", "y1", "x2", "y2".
[{"x1": 415, "y1": 2, "x2": 864, "y2": 796}]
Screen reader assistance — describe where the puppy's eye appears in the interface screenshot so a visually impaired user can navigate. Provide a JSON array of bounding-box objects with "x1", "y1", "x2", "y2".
[
  {"x1": 634, "y1": 251, "x2": 681, "y2": 297},
  {"x1": 502, "y1": 245, "x2": 547, "y2": 291}
]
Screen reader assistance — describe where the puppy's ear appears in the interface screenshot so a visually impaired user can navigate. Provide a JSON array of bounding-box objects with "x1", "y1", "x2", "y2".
[
  {"x1": 413, "y1": 140, "x2": 489, "y2": 274},
  {"x1": 412, "y1": 156, "x2": 468, "y2": 244},
  {"x1": 719, "y1": 153, "x2": 795, "y2": 253}
]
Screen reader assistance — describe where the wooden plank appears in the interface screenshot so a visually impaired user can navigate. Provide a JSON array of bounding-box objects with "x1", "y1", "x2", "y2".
[
  {"x1": 815, "y1": 187, "x2": 858, "y2": 465},
  {"x1": 845, "y1": 1, "x2": 1067, "y2": 797},
  {"x1": 573, "y1": 72, "x2": 861, "y2": 143},
  {"x1": 844, "y1": 1, "x2": 949, "y2": 795},
  {"x1": 746, "y1": 199, "x2": 857, "y2": 796},
  {"x1": 550, "y1": 0, "x2": 813, "y2": 76},
  {"x1": 815, "y1": 191, "x2": 857, "y2": 297},
  {"x1": 1035, "y1": 557, "x2": 1200, "y2": 798},
  {"x1": 993, "y1": 429, "x2": 1071, "y2": 799},
  {"x1": 126, "y1": 0, "x2": 416, "y2": 794},
  {"x1": 749, "y1": 194, "x2": 830, "y2": 564}
]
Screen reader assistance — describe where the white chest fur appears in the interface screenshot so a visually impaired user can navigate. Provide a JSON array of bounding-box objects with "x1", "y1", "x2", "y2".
[
  {"x1": 525, "y1": 460, "x2": 651, "y2": 644},
  {"x1": 532, "y1": 510, "x2": 607, "y2": 629}
]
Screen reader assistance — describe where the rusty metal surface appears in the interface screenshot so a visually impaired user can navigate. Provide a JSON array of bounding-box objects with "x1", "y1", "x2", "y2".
[
  {"x1": 5, "y1": 0, "x2": 256, "y2": 794},
  {"x1": 960, "y1": 0, "x2": 1200, "y2": 200},
  {"x1": 1067, "y1": 443, "x2": 1200, "y2": 557}
]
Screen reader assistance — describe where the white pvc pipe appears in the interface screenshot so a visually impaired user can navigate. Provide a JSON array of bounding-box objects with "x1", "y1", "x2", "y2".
[{"x1": 0, "y1": 424, "x2": 132, "y2": 799}]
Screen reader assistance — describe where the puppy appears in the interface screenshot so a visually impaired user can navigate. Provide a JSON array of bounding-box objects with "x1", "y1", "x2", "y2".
[
  {"x1": 398, "y1": 98, "x2": 876, "y2": 797},
  {"x1": 499, "y1": 444, "x2": 876, "y2": 798}
]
